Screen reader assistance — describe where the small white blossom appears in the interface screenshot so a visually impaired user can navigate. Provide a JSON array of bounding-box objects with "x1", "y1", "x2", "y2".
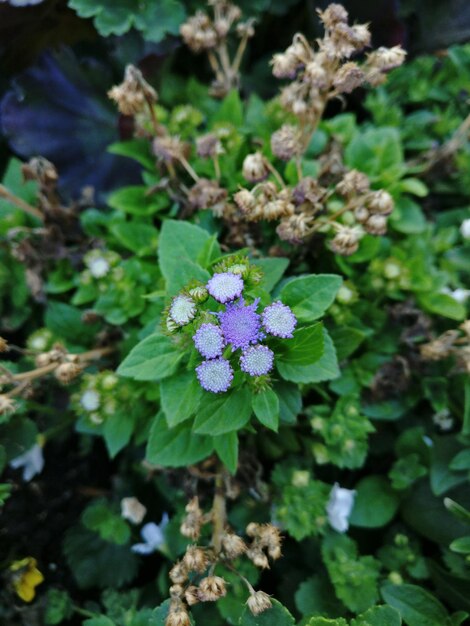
[
  {"x1": 433, "y1": 408, "x2": 454, "y2": 432},
  {"x1": 326, "y1": 483, "x2": 356, "y2": 533},
  {"x1": 131, "y1": 514, "x2": 169, "y2": 554},
  {"x1": 88, "y1": 257, "x2": 110, "y2": 279},
  {"x1": 441, "y1": 287, "x2": 470, "y2": 304},
  {"x1": 80, "y1": 390, "x2": 100, "y2": 411},
  {"x1": 9, "y1": 443, "x2": 44, "y2": 481},
  {"x1": 460, "y1": 218, "x2": 470, "y2": 239},
  {"x1": 121, "y1": 497, "x2": 147, "y2": 524}
]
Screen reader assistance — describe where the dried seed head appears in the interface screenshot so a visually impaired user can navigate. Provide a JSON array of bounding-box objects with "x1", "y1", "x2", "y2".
[
  {"x1": 221, "y1": 533, "x2": 247, "y2": 559},
  {"x1": 188, "y1": 179, "x2": 228, "y2": 212},
  {"x1": 367, "y1": 190, "x2": 394, "y2": 215},
  {"x1": 185, "y1": 586, "x2": 200, "y2": 606},
  {"x1": 35, "y1": 346, "x2": 66, "y2": 367},
  {"x1": 303, "y1": 61, "x2": 328, "y2": 88},
  {"x1": 236, "y1": 19, "x2": 255, "y2": 39},
  {"x1": 271, "y1": 124, "x2": 302, "y2": 161},
  {"x1": 336, "y1": 169, "x2": 370, "y2": 196},
  {"x1": 247, "y1": 591, "x2": 272, "y2": 615},
  {"x1": 350, "y1": 23, "x2": 371, "y2": 49},
  {"x1": 180, "y1": 12, "x2": 218, "y2": 53},
  {"x1": 196, "y1": 133, "x2": 224, "y2": 159},
  {"x1": 165, "y1": 600, "x2": 191, "y2": 626},
  {"x1": 367, "y1": 45, "x2": 407, "y2": 71},
  {"x1": 54, "y1": 362, "x2": 83, "y2": 385},
  {"x1": 276, "y1": 214, "x2": 313, "y2": 244},
  {"x1": 198, "y1": 576, "x2": 227, "y2": 601},
  {"x1": 364, "y1": 214, "x2": 387, "y2": 235},
  {"x1": 0, "y1": 337, "x2": 8, "y2": 352},
  {"x1": 318, "y1": 3, "x2": 349, "y2": 28},
  {"x1": 271, "y1": 52, "x2": 299, "y2": 79},
  {"x1": 420, "y1": 331, "x2": 459, "y2": 361},
  {"x1": 183, "y1": 546, "x2": 209, "y2": 573},
  {"x1": 242, "y1": 153, "x2": 269, "y2": 183},
  {"x1": 262, "y1": 193, "x2": 295, "y2": 221},
  {"x1": 169, "y1": 584, "x2": 185, "y2": 598},
  {"x1": 153, "y1": 136, "x2": 186, "y2": 163},
  {"x1": 0, "y1": 395, "x2": 16, "y2": 416},
  {"x1": 354, "y1": 206, "x2": 370, "y2": 224},
  {"x1": 108, "y1": 65, "x2": 157, "y2": 116},
  {"x1": 181, "y1": 497, "x2": 203, "y2": 539},
  {"x1": 234, "y1": 189, "x2": 256, "y2": 215},
  {"x1": 333, "y1": 62, "x2": 365, "y2": 93},
  {"x1": 330, "y1": 225, "x2": 362, "y2": 256},
  {"x1": 246, "y1": 522, "x2": 260, "y2": 537},
  {"x1": 292, "y1": 177, "x2": 325, "y2": 206},
  {"x1": 246, "y1": 548, "x2": 270, "y2": 569},
  {"x1": 257, "y1": 524, "x2": 283, "y2": 558},
  {"x1": 169, "y1": 561, "x2": 188, "y2": 585}
]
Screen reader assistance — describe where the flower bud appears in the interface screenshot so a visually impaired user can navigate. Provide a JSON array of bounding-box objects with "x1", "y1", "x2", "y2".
[
  {"x1": 247, "y1": 591, "x2": 272, "y2": 615},
  {"x1": 54, "y1": 362, "x2": 83, "y2": 385},
  {"x1": 185, "y1": 585, "x2": 200, "y2": 606},
  {"x1": 364, "y1": 214, "x2": 387, "y2": 235},
  {"x1": 169, "y1": 561, "x2": 188, "y2": 584},
  {"x1": 330, "y1": 226, "x2": 362, "y2": 256},
  {"x1": 198, "y1": 576, "x2": 227, "y2": 601},
  {"x1": 367, "y1": 190, "x2": 394, "y2": 215}
]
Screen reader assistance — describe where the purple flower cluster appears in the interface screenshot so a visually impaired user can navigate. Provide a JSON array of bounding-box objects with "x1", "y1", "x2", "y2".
[{"x1": 193, "y1": 271, "x2": 297, "y2": 393}]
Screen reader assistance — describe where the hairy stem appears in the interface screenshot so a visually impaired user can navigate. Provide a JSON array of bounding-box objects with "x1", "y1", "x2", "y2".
[{"x1": 0, "y1": 185, "x2": 43, "y2": 221}]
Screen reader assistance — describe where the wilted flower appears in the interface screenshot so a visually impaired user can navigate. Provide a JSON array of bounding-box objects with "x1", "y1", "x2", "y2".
[
  {"x1": 196, "y1": 358, "x2": 234, "y2": 393},
  {"x1": 193, "y1": 323, "x2": 225, "y2": 359},
  {"x1": 271, "y1": 124, "x2": 302, "y2": 161},
  {"x1": 262, "y1": 301, "x2": 297, "y2": 338},
  {"x1": 247, "y1": 591, "x2": 272, "y2": 615},
  {"x1": 207, "y1": 272, "x2": 244, "y2": 303},
  {"x1": 198, "y1": 575, "x2": 227, "y2": 601},
  {"x1": 132, "y1": 513, "x2": 169, "y2": 554},
  {"x1": 169, "y1": 294, "x2": 197, "y2": 326},
  {"x1": 9, "y1": 443, "x2": 44, "y2": 482},
  {"x1": 121, "y1": 497, "x2": 147, "y2": 524},
  {"x1": 242, "y1": 153, "x2": 269, "y2": 183},
  {"x1": 240, "y1": 345, "x2": 274, "y2": 376},
  {"x1": 326, "y1": 483, "x2": 356, "y2": 532}
]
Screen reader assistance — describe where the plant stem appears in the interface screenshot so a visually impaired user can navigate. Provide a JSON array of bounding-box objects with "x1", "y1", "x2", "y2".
[
  {"x1": 0, "y1": 185, "x2": 43, "y2": 221},
  {"x1": 211, "y1": 466, "x2": 227, "y2": 555}
]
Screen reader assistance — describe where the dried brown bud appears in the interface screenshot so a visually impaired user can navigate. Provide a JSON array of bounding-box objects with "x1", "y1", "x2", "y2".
[
  {"x1": 185, "y1": 586, "x2": 200, "y2": 606},
  {"x1": 271, "y1": 52, "x2": 299, "y2": 79},
  {"x1": 35, "y1": 346, "x2": 66, "y2": 367},
  {"x1": 246, "y1": 548, "x2": 270, "y2": 569},
  {"x1": 108, "y1": 65, "x2": 157, "y2": 116},
  {"x1": 198, "y1": 576, "x2": 227, "y2": 601},
  {"x1": 271, "y1": 124, "x2": 302, "y2": 161},
  {"x1": 303, "y1": 61, "x2": 328, "y2": 88},
  {"x1": 277, "y1": 214, "x2": 313, "y2": 244},
  {"x1": 196, "y1": 133, "x2": 224, "y2": 159},
  {"x1": 367, "y1": 45, "x2": 407, "y2": 71},
  {"x1": 330, "y1": 225, "x2": 362, "y2": 256},
  {"x1": 333, "y1": 62, "x2": 365, "y2": 93},
  {"x1": 257, "y1": 524, "x2": 283, "y2": 559},
  {"x1": 0, "y1": 395, "x2": 16, "y2": 416},
  {"x1": 188, "y1": 179, "x2": 228, "y2": 214},
  {"x1": 169, "y1": 561, "x2": 188, "y2": 585},
  {"x1": 221, "y1": 533, "x2": 247, "y2": 559},
  {"x1": 364, "y1": 214, "x2": 387, "y2": 235},
  {"x1": 336, "y1": 169, "x2": 370, "y2": 196},
  {"x1": 234, "y1": 189, "x2": 256, "y2": 215},
  {"x1": 181, "y1": 497, "x2": 203, "y2": 540},
  {"x1": 367, "y1": 190, "x2": 394, "y2": 215},
  {"x1": 0, "y1": 337, "x2": 8, "y2": 352},
  {"x1": 246, "y1": 522, "x2": 260, "y2": 537},
  {"x1": 242, "y1": 153, "x2": 269, "y2": 183},
  {"x1": 420, "y1": 331, "x2": 459, "y2": 361},
  {"x1": 292, "y1": 177, "x2": 325, "y2": 206},
  {"x1": 169, "y1": 584, "x2": 185, "y2": 598},
  {"x1": 165, "y1": 600, "x2": 191, "y2": 626},
  {"x1": 247, "y1": 591, "x2": 272, "y2": 615},
  {"x1": 180, "y1": 12, "x2": 218, "y2": 53},
  {"x1": 236, "y1": 19, "x2": 255, "y2": 39},
  {"x1": 54, "y1": 362, "x2": 83, "y2": 385},
  {"x1": 354, "y1": 206, "x2": 370, "y2": 224},
  {"x1": 22, "y1": 157, "x2": 58, "y2": 185},
  {"x1": 318, "y1": 3, "x2": 349, "y2": 28},
  {"x1": 183, "y1": 546, "x2": 209, "y2": 573},
  {"x1": 153, "y1": 136, "x2": 186, "y2": 163}
]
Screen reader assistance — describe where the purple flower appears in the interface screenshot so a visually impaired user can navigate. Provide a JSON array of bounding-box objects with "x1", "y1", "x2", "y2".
[
  {"x1": 207, "y1": 272, "x2": 244, "y2": 304},
  {"x1": 193, "y1": 323, "x2": 225, "y2": 359},
  {"x1": 196, "y1": 358, "x2": 234, "y2": 393},
  {"x1": 240, "y1": 345, "x2": 274, "y2": 377},
  {"x1": 219, "y1": 298, "x2": 262, "y2": 350},
  {"x1": 262, "y1": 301, "x2": 297, "y2": 338}
]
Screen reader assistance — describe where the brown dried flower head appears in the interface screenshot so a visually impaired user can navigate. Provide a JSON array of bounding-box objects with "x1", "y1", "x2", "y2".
[
  {"x1": 330, "y1": 225, "x2": 362, "y2": 256},
  {"x1": 165, "y1": 600, "x2": 191, "y2": 626},
  {"x1": 242, "y1": 153, "x2": 269, "y2": 183},
  {"x1": 169, "y1": 561, "x2": 188, "y2": 585},
  {"x1": 188, "y1": 179, "x2": 228, "y2": 213},
  {"x1": 180, "y1": 11, "x2": 218, "y2": 53},
  {"x1": 333, "y1": 62, "x2": 365, "y2": 93},
  {"x1": 271, "y1": 124, "x2": 302, "y2": 161},
  {"x1": 54, "y1": 361, "x2": 83, "y2": 385},
  {"x1": 364, "y1": 214, "x2": 387, "y2": 236},
  {"x1": 198, "y1": 576, "x2": 227, "y2": 601},
  {"x1": 108, "y1": 65, "x2": 157, "y2": 116},
  {"x1": 0, "y1": 395, "x2": 16, "y2": 416},
  {"x1": 247, "y1": 591, "x2": 272, "y2": 616},
  {"x1": 183, "y1": 546, "x2": 210, "y2": 573},
  {"x1": 367, "y1": 190, "x2": 394, "y2": 215},
  {"x1": 153, "y1": 136, "x2": 187, "y2": 163},
  {"x1": 234, "y1": 189, "x2": 256, "y2": 216},
  {"x1": 185, "y1": 586, "x2": 200, "y2": 606},
  {"x1": 0, "y1": 337, "x2": 8, "y2": 353},
  {"x1": 277, "y1": 214, "x2": 314, "y2": 244},
  {"x1": 221, "y1": 533, "x2": 247, "y2": 559},
  {"x1": 336, "y1": 169, "x2": 370, "y2": 196},
  {"x1": 246, "y1": 548, "x2": 270, "y2": 569},
  {"x1": 196, "y1": 133, "x2": 224, "y2": 159}
]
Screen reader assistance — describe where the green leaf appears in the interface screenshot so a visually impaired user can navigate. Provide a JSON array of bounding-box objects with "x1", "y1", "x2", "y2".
[
  {"x1": 108, "y1": 186, "x2": 167, "y2": 216},
  {"x1": 277, "y1": 323, "x2": 324, "y2": 366},
  {"x1": 158, "y1": 220, "x2": 211, "y2": 292},
  {"x1": 160, "y1": 371, "x2": 203, "y2": 427},
  {"x1": 389, "y1": 197, "x2": 427, "y2": 234},
  {"x1": 381, "y1": 584, "x2": 449, "y2": 626},
  {"x1": 82, "y1": 501, "x2": 130, "y2": 545},
  {"x1": 214, "y1": 90, "x2": 244, "y2": 126},
  {"x1": 329, "y1": 326, "x2": 366, "y2": 360},
  {"x1": 238, "y1": 599, "x2": 295, "y2": 626},
  {"x1": 280, "y1": 274, "x2": 342, "y2": 322},
  {"x1": 275, "y1": 381, "x2": 302, "y2": 424},
  {"x1": 108, "y1": 139, "x2": 155, "y2": 169},
  {"x1": 117, "y1": 334, "x2": 183, "y2": 381},
  {"x1": 193, "y1": 387, "x2": 252, "y2": 435},
  {"x1": 418, "y1": 292, "x2": 466, "y2": 321},
  {"x1": 213, "y1": 431, "x2": 238, "y2": 474},
  {"x1": 350, "y1": 475, "x2": 399, "y2": 528},
  {"x1": 345, "y1": 127, "x2": 405, "y2": 183},
  {"x1": 352, "y1": 605, "x2": 402, "y2": 626},
  {"x1": 146, "y1": 413, "x2": 214, "y2": 467},
  {"x1": 45, "y1": 301, "x2": 99, "y2": 346},
  {"x1": 295, "y1": 575, "x2": 346, "y2": 618},
  {"x1": 450, "y1": 449, "x2": 470, "y2": 471},
  {"x1": 430, "y1": 437, "x2": 467, "y2": 496},
  {"x1": 103, "y1": 412, "x2": 134, "y2": 458},
  {"x1": 252, "y1": 258, "x2": 289, "y2": 292},
  {"x1": 44, "y1": 589, "x2": 73, "y2": 625},
  {"x1": 277, "y1": 328, "x2": 339, "y2": 384},
  {"x1": 83, "y1": 618, "x2": 115, "y2": 626},
  {"x1": 252, "y1": 389, "x2": 280, "y2": 431},
  {"x1": 110, "y1": 222, "x2": 158, "y2": 256},
  {"x1": 306, "y1": 619, "x2": 348, "y2": 626},
  {"x1": 1, "y1": 417, "x2": 38, "y2": 461},
  {"x1": 449, "y1": 536, "x2": 470, "y2": 554},
  {"x1": 134, "y1": 0, "x2": 186, "y2": 42}
]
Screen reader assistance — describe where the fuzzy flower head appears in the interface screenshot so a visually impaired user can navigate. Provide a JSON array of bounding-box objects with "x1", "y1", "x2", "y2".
[
  {"x1": 219, "y1": 298, "x2": 262, "y2": 350},
  {"x1": 207, "y1": 272, "x2": 244, "y2": 303},
  {"x1": 240, "y1": 345, "x2": 274, "y2": 377},
  {"x1": 169, "y1": 294, "x2": 197, "y2": 326},
  {"x1": 196, "y1": 358, "x2": 234, "y2": 393},
  {"x1": 193, "y1": 323, "x2": 225, "y2": 359},
  {"x1": 80, "y1": 389, "x2": 100, "y2": 412},
  {"x1": 262, "y1": 301, "x2": 297, "y2": 338}
]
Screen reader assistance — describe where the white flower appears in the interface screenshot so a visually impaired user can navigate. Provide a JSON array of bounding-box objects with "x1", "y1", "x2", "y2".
[
  {"x1": 80, "y1": 390, "x2": 100, "y2": 411},
  {"x1": 433, "y1": 408, "x2": 453, "y2": 432},
  {"x1": 9, "y1": 443, "x2": 44, "y2": 481},
  {"x1": 326, "y1": 483, "x2": 356, "y2": 533},
  {"x1": 460, "y1": 218, "x2": 470, "y2": 239},
  {"x1": 121, "y1": 497, "x2": 147, "y2": 525},
  {"x1": 88, "y1": 257, "x2": 110, "y2": 279},
  {"x1": 131, "y1": 514, "x2": 169, "y2": 555},
  {"x1": 441, "y1": 287, "x2": 470, "y2": 304}
]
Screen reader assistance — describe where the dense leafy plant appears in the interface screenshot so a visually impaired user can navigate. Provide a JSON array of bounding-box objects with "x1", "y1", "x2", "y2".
[{"x1": 1, "y1": 3, "x2": 470, "y2": 626}]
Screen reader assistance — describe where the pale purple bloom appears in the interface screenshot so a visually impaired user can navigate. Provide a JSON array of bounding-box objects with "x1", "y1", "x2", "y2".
[
  {"x1": 196, "y1": 358, "x2": 234, "y2": 393},
  {"x1": 207, "y1": 272, "x2": 244, "y2": 303},
  {"x1": 262, "y1": 301, "x2": 297, "y2": 338},
  {"x1": 131, "y1": 513, "x2": 169, "y2": 554},
  {"x1": 9, "y1": 443, "x2": 44, "y2": 481},
  {"x1": 240, "y1": 345, "x2": 274, "y2": 376},
  {"x1": 169, "y1": 294, "x2": 196, "y2": 326},
  {"x1": 193, "y1": 323, "x2": 225, "y2": 359},
  {"x1": 219, "y1": 298, "x2": 262, "y2": 350},
  {"x1": 326, "y1": 483, "x2": 356, "y2": 533}
]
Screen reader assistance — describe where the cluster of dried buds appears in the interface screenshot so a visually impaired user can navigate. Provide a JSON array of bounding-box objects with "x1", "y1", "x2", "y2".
[
  {"x1": 234, "y1": 158, "x2": 394, "y2": 252},
  {"x1": 180, "y1": 0, "x2": 255, "y2": 97},
  {"x1": 164, "y1": 497, "x2": 281, "y2": 625},
  {"x1": 108, "y1": 65, "x2": 158, "y2": 117},
  {"x1": 272, "y1": 4, "x2": 406, "y2": 137},
  {"x1": 420, "y1": 320, "x2": 470, "y2": 374}
]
